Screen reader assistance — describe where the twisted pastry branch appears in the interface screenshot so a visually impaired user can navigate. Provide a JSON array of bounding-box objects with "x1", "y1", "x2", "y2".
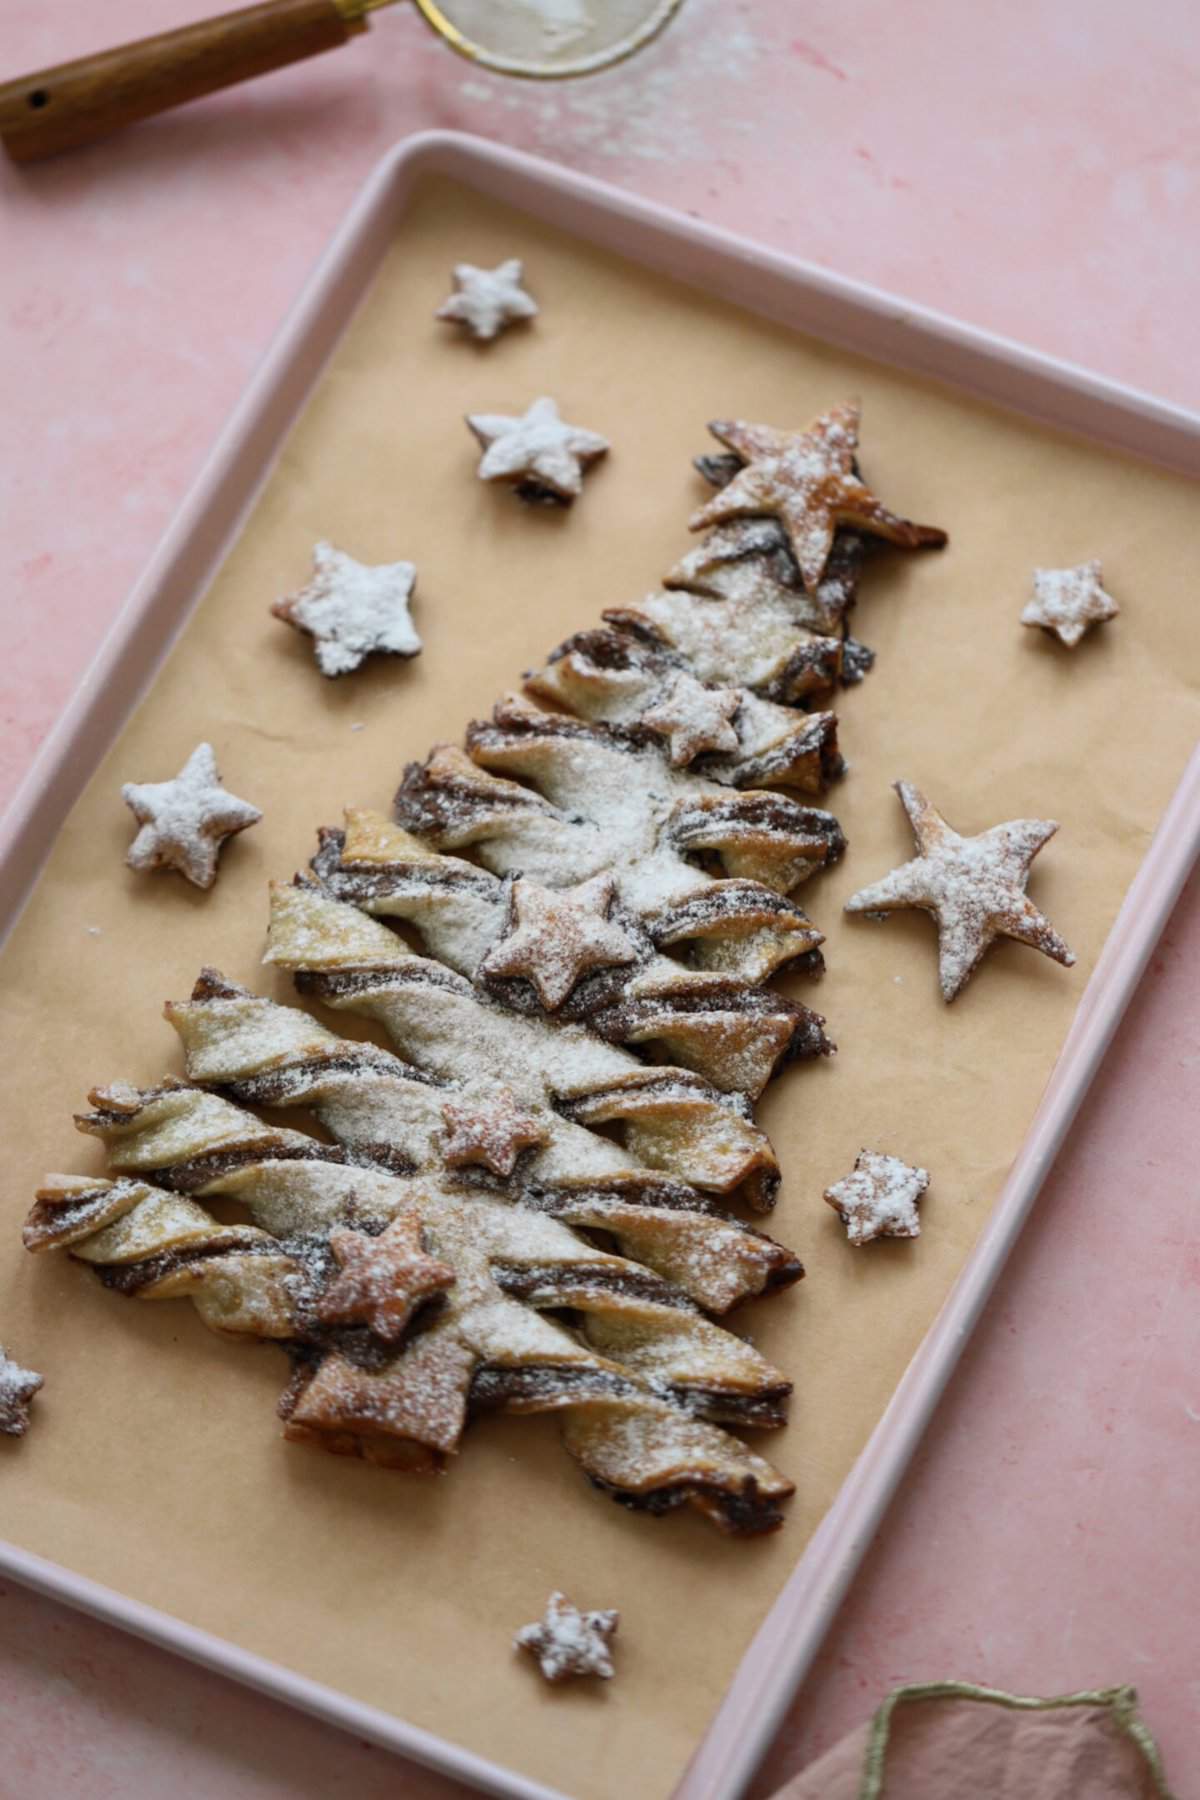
[
  {"x1": 166, "y1": 969, "x2": 802, "y2": 1313},
  {"x1": 266, "y1": 879, "x2": 818, "y2": 1183}
]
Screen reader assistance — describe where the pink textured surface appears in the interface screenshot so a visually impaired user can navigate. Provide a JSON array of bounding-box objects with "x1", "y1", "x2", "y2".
[{"x1": 1, "y1": 3, "x2": 1197, "y2": 1795}]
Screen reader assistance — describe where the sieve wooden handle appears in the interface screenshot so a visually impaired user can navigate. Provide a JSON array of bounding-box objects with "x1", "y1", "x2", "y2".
[{"x1": 0, "y1": 0, "x2": 367, "y2": 164}]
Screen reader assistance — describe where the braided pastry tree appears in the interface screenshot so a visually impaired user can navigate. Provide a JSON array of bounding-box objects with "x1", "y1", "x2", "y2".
[{"x1": 30, "y1": 401, "x2": 944, "y2": 1535}]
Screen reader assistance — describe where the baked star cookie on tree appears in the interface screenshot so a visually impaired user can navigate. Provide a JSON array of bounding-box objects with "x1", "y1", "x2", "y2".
[
  {"x1": 845, "y1": 781, "x2": 1075, "y2": 1000},
  {"x1": 466, "y1": 396, "x2": 609, "y2": 504},
  {"x1": 272, "y1": 542, "x2": 421, "y2": 677},
  {"x1": 436, "y1": 258, "x2": 538, "y2": 342},
  {"x1": 1021, "y1": 559, "x2": 1118, "y2": 648},
  {"x1": 689, "y1": 401, "x2": 947, "y2": 593},
  {"x1": 477, "y1": 871, "x2": 640, "y2": 1009},
  {"x1": 122, "y1": 742, "x2": 261, "y2": 889}
]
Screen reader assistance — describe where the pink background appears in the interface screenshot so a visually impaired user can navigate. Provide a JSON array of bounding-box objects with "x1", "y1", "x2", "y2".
[{"x1": 1, "y1": 2, "x2": 1198, "y2": 1793}]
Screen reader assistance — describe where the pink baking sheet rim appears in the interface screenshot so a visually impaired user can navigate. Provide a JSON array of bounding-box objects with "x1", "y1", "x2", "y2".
[{"x1": 1, "y1": 133, "x2": 1197, "y2": 1800}]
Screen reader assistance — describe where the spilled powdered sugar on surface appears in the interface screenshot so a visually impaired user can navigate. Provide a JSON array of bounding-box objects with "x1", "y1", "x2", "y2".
[{"x1": 456, "y1": 0, "x2": 761, "y2": 165}]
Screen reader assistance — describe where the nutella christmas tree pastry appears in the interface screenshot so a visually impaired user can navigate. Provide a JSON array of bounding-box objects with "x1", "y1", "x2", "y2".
[
  {"x1": 271, "y1": 542, "x2": 421, "y2": 677},
  {"x1": 436, "y1": 258, "x2": 538, "y2": 342},
  {"x1": 466, "y1": 396, "x2": 609, "y2": 504},
  {"x1": 122, "y1": 742, "x2": 261, "y2": 889},
  {"x1": 34, "y1": 1075, "x2": 799, "y2": 1532},
  {"x1": 1021, "y1": 559, "x2": 1118, "y2": 648},
  {"x1": 516, "y1": 1592, "x2": 618, "y2": 1682},
  {"x1": 689, "y1": 401, "x2": 947, "y2": 593},
  {"x1": 825, "y1": 1151, "x2": 929, "y2": 1246},
  {"x1": 0, "y1": 1345, "x2": 43, "y2": 1437},
  {"x1": 845, "y1": 781, "x2": 1076, "y2": 1001}
]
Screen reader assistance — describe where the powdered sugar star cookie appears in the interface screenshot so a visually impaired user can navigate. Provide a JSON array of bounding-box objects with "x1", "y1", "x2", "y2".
[
  {"x1": 272, "y1": 542, "x2": 421, "y2": 678},
  {"x1": 478, "y1": 871, "x2": 640, "y2": 1010},
  {"x1": 122, "y1": 743, "x2": 261, "y2": 890},
  {"x1": 642, "y1": 672, "x2": 741, "y2": 766},
  {"x1": 825, "y1": 1150, "x2": 929, "y2": 1245},
  {"x1": 441, "y1": 1091, "x2": 548, "y2": 1177},
  {"x1": 845, "y1": 780, "x2": 1076, "y2": 1001},
  {"x1": 0, "y1": 1345, "x2": 43, "y2": 1437},
  {"x1": 515, "y1": 1591, "x2": 619, "y2": 1682},
  {"x1": 466, "y1": 396, "x2": 609, "y2": 503},
  {"x1": 689, "y1": 401, "x2": 947, "y2": 593},
  {"x1": 1021, "y1": 559, "x2": 1118, "y2": 648},
  {"x1": 314, "y1": 1214, "x2": 455, "y2": 1343},
  {"x1": 436, "y1": 258, "x2": 538, "y2": 342}
]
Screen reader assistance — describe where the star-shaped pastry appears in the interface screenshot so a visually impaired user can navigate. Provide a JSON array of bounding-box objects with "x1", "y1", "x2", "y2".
[
  {"x1": 642, "y1": 672, "x2": 741, "y2": 766},
  {"x1": 689, "y1": 401, "x2": 947, "y2": 592},
  {"x1": 441, "y1": 1090, "x2": 547, "y2": 1177},
  {"x1": 1021, "y1": 559, "x2": 1118, "y2": 648},
  {"x1": 314, "y1": 1212, "x2": 455, "y2": 1343},
  {"x1": 122, "y1": 743, "x2": 262, "y2": 889},
  {"x1": 272, "y1": 542, "x2": 421, "y2": 678},
  {"x1": 0, "y1": 1345, "x2": 43, "y2": 1437},
  {"x1": 477, "y1": 872, "x2": 639, "y2": 1009},
  {"x1": 515, "y1": 1591, "x2": 619, "y2": 1683},
  {"x1": 845, "y1": 780, "x2": 1076, "y2": 1001},
  {"x1": 824, "y1": 1150, "x2": 929, "y2": 1246},
  {"x1": 435, "y1": 258, "x2": 538, "y2": 342},
  {"x1": 466, "y1": 396, "x2": 609, "y2": 503}
]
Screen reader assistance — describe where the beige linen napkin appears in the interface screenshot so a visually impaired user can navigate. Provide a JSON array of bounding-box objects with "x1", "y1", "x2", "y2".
[{"x1": 773, "y1": 1683, "x2": 1174, "y2": 1799}]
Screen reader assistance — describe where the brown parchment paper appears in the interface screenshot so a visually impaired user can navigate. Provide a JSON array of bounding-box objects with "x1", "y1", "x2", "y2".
[{"x1": 2, "y1": 175, "x2": 1198, "y2": 1800}]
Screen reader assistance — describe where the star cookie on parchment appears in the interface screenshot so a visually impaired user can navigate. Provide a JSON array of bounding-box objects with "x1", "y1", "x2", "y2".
[
  {"x1": 441, "y1": 1091, "x2": 548, "y2": 1178},
  {"x1": 436, "y1": 258, "x2": 538, "y2": 342},
  {"x1": 1021, "y1": 559, "x2": 1118, "y2": 648},
  {"x1": 0, "y1": 1345, "x2": 43, "y2": 1437},
  {"x1": 642, "y1": 672, "x2": 741, "y2": 766},
  {"x1": 477, "y1": 872, "x2": 640, "y2": 1009},
  {"x1": 689, "y1": 401, "x2": 947, "y2": 593},
  {"x1": 122, "y1": 743, "x2": 261, "y2": 890},
  {"x1": 844, "y1": 780, "x2": 1076, "y2": 1002},
  {"x1": 466, "y1": 396, "x2": 609, "y2": 503},
  {"x1": 314, "y1": 1213, "x2": 455, "y2": 1343},
  {"x1": 515, "y1": 1591, "x2": 619, "y2": 1683},
  {"x1": 272, "y1": 542, "x2": 421, "y2": 678},
  {"x1": 824, "y1": 1150, "x2": 929, "y2": 1246}
]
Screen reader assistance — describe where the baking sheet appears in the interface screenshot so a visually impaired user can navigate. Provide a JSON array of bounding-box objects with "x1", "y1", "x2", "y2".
[{"x1": 2, "y1": 171, "x2": 1198, "y2": 1800}]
